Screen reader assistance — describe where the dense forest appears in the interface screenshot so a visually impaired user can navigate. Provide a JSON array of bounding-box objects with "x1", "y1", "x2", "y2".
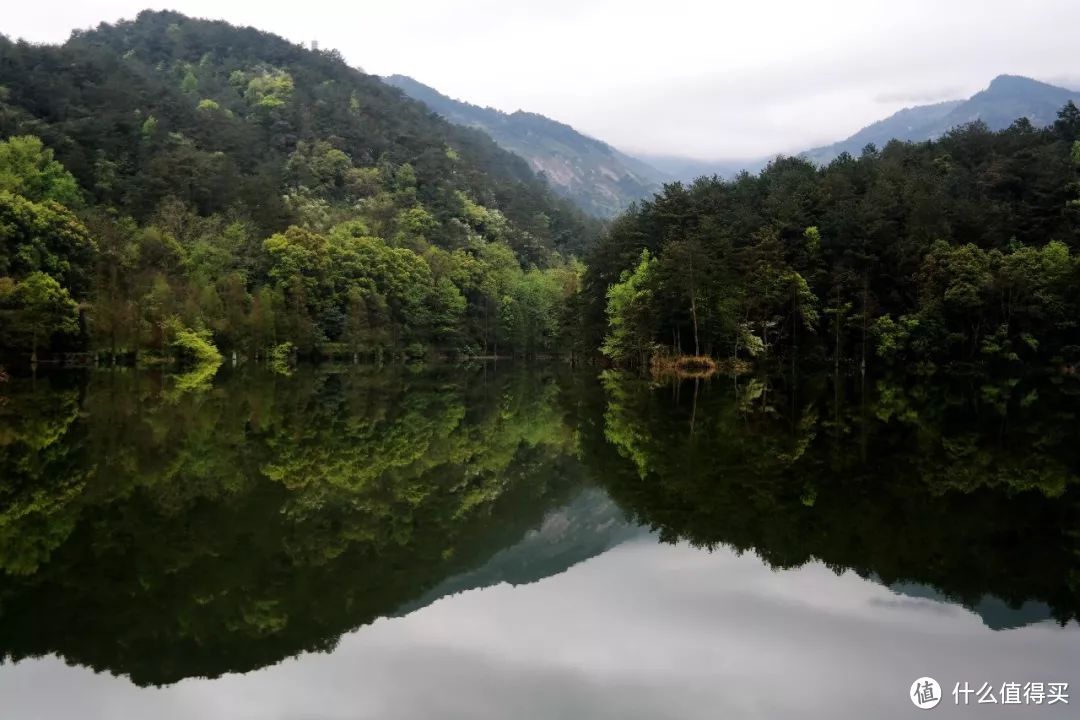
[
  {"x1": 583, "y1": 106, "x2": 1080, "y2": 373},
  {"x1": 0, "y1": 11, "x2": 598, "y2": 366},
  {"x1": 3, "y1": 10, "x2": 1080, "y2": 377}
]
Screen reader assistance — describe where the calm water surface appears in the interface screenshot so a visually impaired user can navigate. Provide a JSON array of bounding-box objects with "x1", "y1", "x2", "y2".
[{"x1": 0, "y1": 364, "x2": 1078, "y2": 718}]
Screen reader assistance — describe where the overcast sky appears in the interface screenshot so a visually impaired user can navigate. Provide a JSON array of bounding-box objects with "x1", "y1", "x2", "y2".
[{"x1": 5, "y1": 0, "x2": 1080, "y2": 160}]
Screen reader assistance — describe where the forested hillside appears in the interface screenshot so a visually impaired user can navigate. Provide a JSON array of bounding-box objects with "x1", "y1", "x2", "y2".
[
  {"x1": 584, "y1": 108, "x2": 1080, "y2": 373},
  {"x1": 0, "y1": 10, "x2": 599, "y2": 364}
]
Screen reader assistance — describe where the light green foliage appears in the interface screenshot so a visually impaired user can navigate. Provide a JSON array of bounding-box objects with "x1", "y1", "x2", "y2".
[
  {"x1": 0, "y1": 383, "x2": 84, "y2": 576},
  {"x1": 395, "y1": 206, "x2": 437, "y2": 245},
  {"x1": 0, "y1": 136, "x2": 82, "y2": 206},
  {"x1": 0, "y1": 11, "x2": 601, "y2": 365},
  {"x1": 141, "y1": 115, "x2": 158, "y2": 138},
  {"x1": 872, "y1": 314, "x2": 919, "y2": 360},
  {"x1": 803, "y1": 226, "x2": 821, "y2": 256},
  {"x1": 601, "y1": 250, "x2": 656, "y2": 363},
  {"x1": 269, "y1": 341, "x2": 295, "y2": 374},
  {"x1": 285, "y1": 140, "x2": 352, "y2": 196},
  {"x1": 922, "y1": 242, "x2": 992, "y2": 313},
  {"x1": 180, "y1": 68, "x2": 198, "y2": 94},
  {"x1": 790, "y1": 271, "x2": 819, "y2": 328},
  {"x1": 428, "y1": 277, "x2": 466, "y2": 342},
  {"x1": 244, "y1": 69, "x2": 294, "y2": 110},
  {"x1": 0, "y1": 272, "x2": 79, "y2": 357},
  {"x1": 0, "y1": 191, "x2": 97, "y2": 292},
  {"x1": 0, "y1": 365, "x2": 583, "y2": 684},
  {"x1": 457, "y1": 192, "x2": 511, "y2": 242},
  {"x1": 910, "y1": 240, "x2": 1077, "y2": 362},
  {"x1": 168, "y1": 319, "x2": 224, "y2": 367}
]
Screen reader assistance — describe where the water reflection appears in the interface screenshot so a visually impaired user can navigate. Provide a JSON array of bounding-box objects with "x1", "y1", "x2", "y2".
[
  {"x1": 0, "y1": 366, "x2": 586, "y2": 685},
  {"x1": 0, "y1": 364, "x2": 1078, "y2": 717},
  {"x1": 589, "y1": 370, "x2": 1080, "y2": 626}
]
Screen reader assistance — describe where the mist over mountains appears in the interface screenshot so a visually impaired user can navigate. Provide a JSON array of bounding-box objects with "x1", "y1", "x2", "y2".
[
  {"x1": 801, "y1": 74, "x2": 1080, "y2": 166},
  {"x1": 388, "y1": 73, "x2": 1080, "y2": 208}
]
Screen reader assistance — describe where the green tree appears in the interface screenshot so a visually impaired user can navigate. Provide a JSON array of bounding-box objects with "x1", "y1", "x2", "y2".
[
  {"x1": 601, "y1": 250, "x2": 657, "y2": 365},
  {"x1": 0, "y1": 271, "x2": 79, "y2": 361},
  {"x1": 0, "y1": 191, "x2": 97, "y2": 294},
  {"x1": 0, "y1": 136, "x2": 82, "y2": 206}
]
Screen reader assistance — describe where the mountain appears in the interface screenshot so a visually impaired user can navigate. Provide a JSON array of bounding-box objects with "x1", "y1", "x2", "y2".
[
  {"x1": 383, "y1": 75, "x2": 665, "y2": 218},
  {"x1": 803, "y1": 75, "x2": 1080, "y2": 165},
  {"x1": 0, "y1": 11, "x2": 597, "y2": 259}
]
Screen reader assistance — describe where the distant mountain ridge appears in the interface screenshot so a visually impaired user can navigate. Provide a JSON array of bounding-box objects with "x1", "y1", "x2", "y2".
[
  {"x1": 383, "y1": 75, "x2": 665, "y2": 217},
  {"x1": 802, "y1": 74, "x2": 1080, "y2": 165},
  {"x1": 385, "y1": 73, "x2": 1079, "y2": 205}
]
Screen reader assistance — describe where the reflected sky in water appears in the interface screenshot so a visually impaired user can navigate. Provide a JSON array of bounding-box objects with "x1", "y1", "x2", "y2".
[{"x1": 3, "y1": 534, "x2": 1077, "y2": 719}]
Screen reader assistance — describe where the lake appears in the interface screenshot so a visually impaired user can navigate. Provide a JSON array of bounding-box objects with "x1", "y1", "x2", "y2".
[{"x1": 0, "y1": 363, "x2": 1077, "y2": 718}]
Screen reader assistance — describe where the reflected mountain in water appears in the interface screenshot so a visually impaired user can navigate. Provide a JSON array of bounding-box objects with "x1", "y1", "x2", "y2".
[
  {"x1": 397, "y1": 486, "x2": 643, "y2": 616},
  {"x1": 889, "y1": 582, "x2": 1054, "y2": 631}
]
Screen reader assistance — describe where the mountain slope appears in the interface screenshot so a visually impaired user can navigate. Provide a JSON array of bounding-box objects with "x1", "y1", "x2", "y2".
[
  {"x1": 383, "y1": 74, "x2": 664, "y2": 217},
  {"x1": 803, "y1": 75, "x2": 1080, "y2": 165},
  {"x1": 939, "y1": 74, "x2": 1080, "y2": 130}
]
